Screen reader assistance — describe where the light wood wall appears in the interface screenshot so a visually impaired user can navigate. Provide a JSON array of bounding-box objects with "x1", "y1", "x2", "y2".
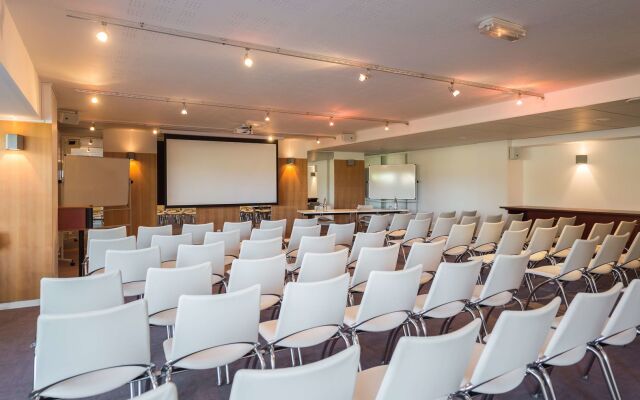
[
  {"x1": 0, "y1": 121, "x2": 57, "y2": 302},
  {"x1": 333, "y1": 160, "x2": 366, "y2": 223}
]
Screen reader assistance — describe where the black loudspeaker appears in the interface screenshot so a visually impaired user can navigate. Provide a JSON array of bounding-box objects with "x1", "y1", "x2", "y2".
[{"x1": 346, "y1": 159, "x2": 355, "y2": 166}]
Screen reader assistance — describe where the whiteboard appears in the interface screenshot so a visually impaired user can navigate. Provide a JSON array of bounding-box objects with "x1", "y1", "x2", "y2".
[
  {"x1": 62, "y1": 156, "x2": 130, "y2": 207},
  {"x1": 368, "y1": 164, "x2": 416, "y2": 200}
]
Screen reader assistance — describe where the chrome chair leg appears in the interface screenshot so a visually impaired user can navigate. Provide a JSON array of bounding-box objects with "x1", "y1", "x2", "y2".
[
  {"x1": 297, "y1": 348, "x2": 304, "y2": 365},
  {"x1": 586, "y1": 345, "x2": 621, "y2": 400},
  {"x1": 269, "y1": 345, "x2": 276, "y2": 369},
  {"x1": 537, "y1": 365, "x2": 557, "y2": 400},
  {"x1": 526, "y1": 367, "x2": 551, "y2": 400},
  {"x1": 289, "y1": 348, "x2": 296, "y2": 366}
]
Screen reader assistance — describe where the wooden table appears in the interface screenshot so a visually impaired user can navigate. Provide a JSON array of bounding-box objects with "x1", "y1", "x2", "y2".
[{"x1": 298, "y1": 208, "x2": 410, "y2": 223}]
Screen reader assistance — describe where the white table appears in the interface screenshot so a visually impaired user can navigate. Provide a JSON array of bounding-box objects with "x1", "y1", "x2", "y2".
[{"x1": 297, "y1": 208, "x2": 410, "y2": 224}]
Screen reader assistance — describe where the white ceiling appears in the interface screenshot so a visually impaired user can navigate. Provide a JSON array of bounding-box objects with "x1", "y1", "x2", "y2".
[{"x1": 7, "y1": 0, "x2": 640, "y2": 137}]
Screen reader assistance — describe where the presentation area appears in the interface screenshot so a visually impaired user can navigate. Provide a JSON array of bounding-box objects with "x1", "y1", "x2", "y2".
[{"x1": 163, "y1": 136, "x2": 278, "y2": 206}]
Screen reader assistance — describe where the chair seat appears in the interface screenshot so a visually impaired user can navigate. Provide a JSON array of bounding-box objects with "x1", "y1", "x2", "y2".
[
  {"x1": 524, "y1": 251, "x2": 547, "y2": 262},
  {"x1": 343, "y1": 306, "x2": 408, "y2": 332},
  {"x1": 260, "y1": 295, "x2": 280, "y2": 311},
  {"x1": 163, "y1": 338, "x2": 253, "y2": 370},
  {"x1": 122, "y1": 281, "x2": 146, "y2": 298},
  {"x1": 420, "y1": 272, "x2": 433, "y2": 285},
  {"x1": 224, "y1": 255, "x2": 236, "y2": 266},
  {"x1": 286, "y1": 249, "x2": 298, "y2": 258},
  {"x1": 469, "y1": 253, "x2": 495, "y2": 265},
  {"x1": 149, "y1": 308, "x2": 177, "y2": 327},
  {"x1": 385, "y1": 230, "x2": 406, "y2": 239},
  {"x1": 444, "y1": 246, "x2": 467, "y2": 256},
  {"x1": 525, "y1": 264, "x2": 582, "y2": 281},
  {"x1": 413, "y1": 294, "x2": 465, "y2": 319},
  {"x1": 463, "y1": 343, "x2": 526, "y2": 394},
  {"x1": 38, "y1": 366, "x2": 147, "y2": 399},
  {"x1": 471, "y1": 285, "x2": 513, "y2": 307},
  {"x1": 388, "y1": 238, "x2": 424, "y2": 247},
  {"x1": 211, "y1": 275, "x2": 223, "y2": 285},
  {"x1": 353, "y1": 365, "x2": 388, "y2": 400},
  {"x1": 335, "y1": 244, "x2": 351, "y2": 251},
  {"x1": 470, "y1": 243, "x2": 495, "y2": 253},
  {"x1": 550, "y1": 248, "x2": 570, "y2": 259},
  {"x1": 285, "y1": 263, "x2": 299, "y2": 273},
  {"x1": 161, "y1": 260, "x2": 176, "y2": 269},
  {"x1": 620, "y1": 256, "x2": 640, "y2": 269},
  {"x1": 258, "y1": 320, "x2": 338, "y2": 348},
  {"x1": 588, "y1": 263, "x2": 614, "y2": 275},
  {"x1": 350, "y1": 281, "x2": 367, "y2": 293}
]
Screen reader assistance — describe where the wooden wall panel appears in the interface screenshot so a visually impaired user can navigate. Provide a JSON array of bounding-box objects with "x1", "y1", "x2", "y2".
[
  {"x1": 272, "y1": 158, "x2": 308, "y2": 235},
  {"x1": 333, "y1": 160, "x2": 365, "y2": 223},
  {"x1": 0, "y1": 121, "x2": 57, "y2": 302}
]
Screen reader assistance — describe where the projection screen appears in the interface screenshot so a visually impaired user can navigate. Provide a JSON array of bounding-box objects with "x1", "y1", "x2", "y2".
[{"x1": 163, "y1": 136, "x2": 278, "y2": 207}]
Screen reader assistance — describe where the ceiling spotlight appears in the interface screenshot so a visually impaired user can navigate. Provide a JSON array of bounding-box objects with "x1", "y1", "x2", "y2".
[
  {"x1": 316, "y1": 137, "x2": 320, "y2": 144},
  {"x1": 152, "y1": 128, "x2": 158, "y2": 135},
  {"x1": 90, "y1": 96, "x2": 99, "y2": 104},
  {"x1": 89, "y1": 123, "x2": 95, "y2": 131},
  {"x1": 516, "y1": 93, "x2": 523, "y2": 106},
  {"x1": 181, "y1": 102, "x2": 188, "y2": 115},
  {"x1": 96, "y1": 22, "x2": 109, "y2": 43},
  {"x1": 329, "y1": 117, "x2": 335, "y2": 127},
  {"x1": 244, "y1": 48, "x2": 253, "y2": 67},
  {"x1": 86, "y1": 147, "x2": 91, "y2": 153},
  {"x1": 88, "y1": 137, "x2": 94, "y2": 146},
  {"x1": 267, "y1": 135, "x2": 274, "y2": 142},
  {"x1": 358, "y1": 70, "x2": 370, "y2": 82},
  {"x1": 264, "y1": 112, "x2": 270, "y2": 122},
  {"x1": 448, "y1": 83, "x2": 461, "y2": 97},
  {"x1": 384, "y1": 121, "x2": 390, "y2": 131}
]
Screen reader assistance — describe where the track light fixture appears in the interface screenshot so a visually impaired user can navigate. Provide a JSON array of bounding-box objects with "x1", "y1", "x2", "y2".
[
  {"x1": 89, "y1": 123, "x2": 96, "y2": 131},
  {"x1": 264, "y1": 112, "x2": 270, "y2": 122},
  {"x1": 516, "y1": 93, "x2": 523, "y2": 106},
  {"x1": 384, "y1": 121, "x2": 389, "y2": 131},
  {"x1": 88, "y1": 137, "x2": 94, "y2": 145},
  {"x1": 152, "y1": 128, "x2": 158, "y2": 135},
  {"x1": 90, "y1": 96, "x2": 99, "y2": 104},
  {"x1": 181, "y1": 102, "x2": 188, "y2": 115},
  {"x1": 96, "y1": 22, "x2": 109, "y2": 42},
  {"x1": 358, "y1": 69, "x2": 370, "y2": 82},
  {"x1": 316, "y1": 137, "x2": 320, "y2": 144},
  {"x1": 267, "y1": 135, "x2": 274, "y2": 142},
  {"x1": 329, "y1": 117, "x2": 335, "y2": 127},
  {"x1": 448, "y1": 82, "x2": 461, "y2": 97},
  {"x1": 244, "y1": 48, "x2": 253, "y2": 67}
]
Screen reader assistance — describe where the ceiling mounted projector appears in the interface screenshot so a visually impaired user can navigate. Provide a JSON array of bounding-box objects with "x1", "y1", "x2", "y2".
[{"x1": 479, "y1": 17, "x2": 526, "y2": 42}]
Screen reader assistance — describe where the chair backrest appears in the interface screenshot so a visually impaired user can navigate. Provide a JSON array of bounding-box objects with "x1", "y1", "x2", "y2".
[
  {"x1": 133, "y1": 383, "x2": 178, "y2": 400},
  {"x1": 239, "y1": 237, "x2": 283, "y2": 260},
  {"x1": 327, "y1": 222, "x2": 356, "y2": 247},
  {"x1": 621, "y1": 233, "x2": 640, "y2": 265},
  {"x1": 544, "y1": 284, "x2": 622, "y2": 363},
  {"x1": 137, "y1": 225, "x2": 172, "y2": 249},
  {"x1": 223, "y1": 221, "x2": 253, "y2": 241},
  {"x1": 419, "y1": 261, "x2": 482, "y2": 315},
  {"x1": 105, "y1": 247, "x2": 161, "y2": 285},
  {"x1": 526, "y1": 226, "x2": 557, "y2": 255},
  {"x1": 274, "y1": 274, "x2": 349, "y2": 345},
  {"x1": 144, "y1": 263, "x2": 212, "y2": 317},
  {"x1": 176, "y1": 242, "x2": 225, "y2": 277},
  {"x1": 260, "y1": 219, "x2": 287, "y2": 234},
  {"x1": 503, "y1": 213, "x2": 524, "y2": 232},
  {"x1": 40, "y1": 271, "x2": 124, "y2": 315},
  {"x1": 297, "y1": 249, "x2": 349, "y2": 283},
  {"x1": 554, "y1": 216, "x2": 577, "y2": 238},
  {"x1": 474, "y1": 221, "x2": 505, "y2": 247},
  {"x1": 88, "y1": 236, "x2": 137, "y2": 274},
  {"x1": 559, "y1": 238, "x2": 598, "y2": 275},
  {"x1": 414, "y1": 212, "x2": 433, "y2": 221},
  {"x1": 366, "y1": 214, "x2": 391, "y2": 233},
  {"x1": 402, "y1": 219, "x2": 430, "y2": 242},
  {"x1": 404, "y1": 241, "x2": 446, "y2": 274},
  {"x1": 293, "y1": 218, "x2": 319, "y2": 227},
  {"x1": 33, "y1": 300, "x2": 150, "y2": 398},
  {"x1": 460, "y1": 210, "x2": 477, "y2": 218},
  {"x1": 294, "y1": 234, "x2": 336, "y2": 268},
  {"x1": 554, "y1": 223, "x2": 586, "y2": 252},
  {"x1": 614, "y1": 220, "x2": 637, "y2": 237},
  {"x1": 355, "y1": 266, "x2": 421, "y2": 328},
  {"x1": 601, "y1": 279, "x2": 640, "y2": 345},
  {"x1": 495, "y1": 229, "x2": 528, "y2": 256},
  {"x1": 250, "y1": 227, "x2": 283, "y2": 241},
  {"x1": 351, "y1": 244, "x2": 400, "y2": 288},
  {"x1": 151, "y1": 233, "x2": 193, "y2": 263},
  {"x1": 439, "y1": 211, "x2": 456, "y2": 218},
  {"x1": 590, "y1": 233, "x2": 629, "y2": 269},
  {"x1": 484, "y1": 214, "x2": 503, "y2": 223},
  {"x1": 388, "y1": 213, "x2": 412, "y2": 232},
  {"x1": 376, "y1": 319, "x2": 482, "y2": 400},
  {"x1": 469, "y1": 298, "x2": 561, "y2": 390},
  {"x1": 287, "y1": 225, "x2": 322, "y2": 251},
  {"x1": 87, "y1": 226, "x2": 127, "y2": 253},
  {"x1": 348, "y1": 231, "x2": 386, "y2": 264},
  {"x1": 444, "y1": 223, "x2": 475, "y2": 252},
  {"x1": 181, "y1": 222, "x2": 213, "y2": 245},
  {"x1": 229, "y1": 345, "x2": 360, "y2": 400},
  {"x1": 587, "y1": 221, "x2": 615, "y2": 245},
  {"x1": 460, "y1": 215, "x2": 480, "y2": 234},
  {"x1": 478, "y1": 253, "x2": 529, "y2": 301},
  {"x1": 527, "y1": 218, "x2": 555, "y2": 241},
  {"x1": 508, "y1": 219, "x2": 532, "y2": 233},
  {"x1": 430, "y1": 216, "x2": 457, "y2": 238},
  {"x1": 228, "y1": 254, "x2": 286, "y2": 298},
  {"x1": 169, "y1": 285, "x2": 260, "y2": 364},
  {"x1": 204, "y1": 230, "x2": 241, "y2": 257}
]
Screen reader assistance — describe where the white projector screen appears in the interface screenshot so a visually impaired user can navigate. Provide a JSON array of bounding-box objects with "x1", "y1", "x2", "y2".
[
  {"x1": 368, "y1": 164, "x2": 417, "y2": 200},
  {"x1": 164, "y1": 137, "x2": 278, "y2": 206}
]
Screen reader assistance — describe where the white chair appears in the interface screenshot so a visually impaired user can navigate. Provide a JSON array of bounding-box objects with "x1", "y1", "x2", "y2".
[
  {"x1": 293, "y1": 218, "x2": 319, "y2": 227},
  {"x1": 297, "y1": 249, "x2": 349, "y2": 283},
  {"x1": 259, "y1": 274, "x2": 350, "y2": 368},
  {"x1": 439, "y1": 211, "x2": 456, "y2": 218},
  {"x1": 526, "y1": 217, "x2": 555, "y2": 243},
  {"x1": 87, "y1": 236, "x2": 136, "y2": 275},
  {"x1": 228, "y1": 254, "x2": 286, "y2": 312},
  {"x1": 442, "y1": 223, "x2": 476, "y2": 260},
  {"x1": 503, "y1": 212, "x2": 524, "y2": 232},
  {"x1": 549, "y1": 223, "x2": 586, "y2": 259},
  {"x1": 39, "y1": 271, "x2": 124, "y2": 315},
  {"x1": 484, "y1": 214, "x2": 503, "y2": 223},
  {"x1": 31, "y1": 300, "x2": 156, "y2": 399},
  {"x1": 425, "y1": 216, "x2": 456, "y2": 242},
  {"x1": 387, "y1": 219, "x2": 430, "y2": 260},
  {"x1": 285, "y1": 225, "x2": 322, "y2": 257},
  {"x1": 386, "y1": 213, "x2": 412, "y2": 238},
  {"x1": 403, "y1": 241, "x2": 446, "y2": 287},
  {"x1": 250, "y1": 227, "x2": 283, "y2": 241},
  {"x1": 522, "y1": 226, "x2": 557, "y2": 266},
  {"x1": 469, "y1": 229, "x2": 528, "y2": 266},
  {"x1": 181, "y1": 222, "x2": 213, "y2": 245},
  {"x1": 144, "y1": 263, "x2": 212, "y2": 335},
  {"x1": 460, "y1": 215, "x2": 481, "y2": 236},
  {"x1": 613, "y1": 219, "x2": 637, "y2": 237},
  {"x1": 457, "y1": 298, "x2": 561, "y2": 398},
  {"x1": 132, "y1": 383, "x2": 177, "y2": 400},
  {"x1": 105, "y1": 247, "x2": 161, "y2": 297},
  {"x1": 365, "y1": 214, "x2": 391, "y2": 234},
  {"x1": 175, "y1": 242, "x2": 225, "y2": 287},
  {"x1": 161, "y1": 285, "x2": 263, "y2": 384},
  {"x1": 587, "y1": 221, "x2": 615, "y2": 246},
  {"x1": 353, "y1": 319, "x2": 481, "y2": 400},
  {"x1": 229, "y1": 345, "x2": 360, "y2": 400},
  {"x1": 137, "y1": 225, "x2": 172, "y2": 249},
  {"x1": 261, "y1": 219, "x2": 287, "y2": 234},
  {"x1": 508, "y1": 219, "x2": 532, "y2": 233},
  {"x1": 327, "y1": 222, "x2": 356, "y2": 250},
  {"x1": 615, "y1": 232, "x2": 640, "y2": 284},
  {"x1": 349, "y1": 244, "x2": 400, "y2": 298},
  {"x1": 469, "y1": 221, "x2": 504, "y2": 254},
  {"x1": 239, "y1": 237, "x2": 283, "y2": 260},
  {"x1": 151, "y1": 233, "x2": 193, "y2": 267},
  {"x1": 286, "y1": 234, "x2": 335, "y2": 278},
  {"x1": 314, "y1": 205, "x2": 335, "y2": 225},
  {"x1": 86, "y1": 226, "x2": 127, "y2": 255},
  {"x1": 554, "y1": 216, "x2": 577, "y2": 239},
  {"x1": 586, "y1": 233, "x2": 629, "y2": 290},
  {"x1": 347, "y1": 232, "x2": 386, "y2": 267},
  {"x1": 204, "y1": 230, "x2": 241, "y2": 265},
  {"x1": 414, "y1": 211, "x2": 433, "y2": 221},
  {"x1": 223, "y1": 221, "x2": 253, "y2": 242}
]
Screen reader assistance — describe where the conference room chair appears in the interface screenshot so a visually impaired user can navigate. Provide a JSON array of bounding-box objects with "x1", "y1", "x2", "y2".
[
  {"x1": 250, "y1": 227, "x2": 283, "y2": 241},
  {"x1": 132, "y1": 383, "x2": 178, "y2": 400},
  {"x1": 412, "y1": 260, "x2": 482, "y2": 336},
  {"x1": 554, "y1": 216, "x2": 577, "y2": 239},
  {"x1": 586, "y1": 233, "x2": 629, "y2": 290},
  {"x1": 356, "y1": 204, "x2": 374, "y2": 230},
  {"x1": 388, "y1": 218, "x2": 431, "y2": 260},
  {"x1": 259, "y1": 274, "x2": 349, "y2": 368},
  {"x1": 484, "y1": 214, "x2": 503, "y2": 223},
  {"x1": 292, "y1": 217, "x2": 319, "y2": 227},
  {"x1": 144, "y1": 263, "x2": 212, "y2": 338},
  {"x1": 105, "y1": 246, "x2": 161, "y2": 297},
  {"x1": 549, "y1": 223, "x2": 586, "y2": 260},
  {"x1": 425, "y1": 216, "x2": 456, "y2": 243},
  {"x1": 314, "y1": 205, "x2": 335, "y2": 227},
  {"x1": 469, "y1": 228, "x2": 528, "y2": 267},
  {"x1": 456, "y1": 298, "x2": 561, "y2": 399},
  {"x1": 239, "y1": 237, "x2": 283, "y2": 260},
  {"x1": 613, "y1": 219, "x2": 637, "y2": 237},
  {"x1": 522, "y1": 226, "x2": 557, "y2": 267},
  {"x1": 349, "y1": 244, "x2": 400, "y2": 302},
  {"x1": 286, "y1": 234, "x2": 335, "y2": 280},
  {"x1": 467, "y1": 253, "x2": 530, "y2": 336},
  {"x1": 285, "y1": 225, "x2": 322, "y2": 257},
  {"x1": 615, "y1": 233, "x2": 640, "y2": 284},
  {"x1": 587, "y1": 221, "x2": 615, "y2": 246},
  {"x1": 87, "y1": 236, "x2": 136, "y2": 275},
  {"x1": 525, "y1": 238, "x2": 598, "y2": 306},
  {"x1": 181, "y1": 222, "x2": 213, "y2": 245},
  {"x1": 39, "y1": 271, "x2": 124, "y2": 315},
  {"x1": 227, "y1": 254, "x2": 286, "y2": 313},
  {"x1": 525, "y1": 217, "x2": 555, "y2": 244},
  {"x1": 175, "y1": 242, "x2": 225, "y2": 288},
  {"x1": 260, "y1": 219, "x2": 287, "y2": 234},
  {"x1": 327, "y1": 222, "x2": 356, "y2": 250},
  {"x1": 508, "y1": 219, "x2": 532, "y2": 234},
  {"x1": 204, "y1": 230, "x2": 241, "y2": 266},
  {"x1": 137, "y1": 225, "x2": 173, "y2": 249},
  {"x1": 532, "y1": 284, "x2": 622, "y2": 400},
  {"x1": 297, "y1": 248, "x2": 349, "y2": 283},
  {"x1": 353, "y1": 319, "x2": 481, "y2": 400},
  {"x1": 413, "y1": 211, "x2": 433, "y2": 221},
  {"x1": 344, "y1": 266, "x2": 422, "y2": 363},
  {"x1": 503, "y1": 212, "x2": 524, "y2": 232},
  {"x1": 438, "y1": 210, "x2": 456, "y2": 218},
  {"x1": 403, "y1": 240, "x2": 446, "y2": 288},
  {"x1": 223, "y1": 221, "x2": 253, "y2": 242},
  {"x1": 459, "y1": 215, "x2": 480, "y2": 236},
  {"x1": 31, "y1": 300, "x2": 156, "y2": 399},
  {"x1": 151, "y1": 233, "x2": 193, "y2": 268},
  {"x1": 161, "y1": 286, "x2": 263, "y2": 386},
  {"x1": 364, "y1": 214, "x2": 391, "y2": 234},
  {"x1": 229, "y1": 345, "x2": 360, "y2": 400},
  {"x1": 347, "y1": 231, "x2": 386, "y2": 268},
  {"x1": 86, "y1": 225, "x2": 127, "y2": 258},
  {"x1": 386, "y1": 213, "x2": 412, "y2": 238},
  {"x1": 458, "y1": 210, "x2": 477, "y2": 223},
  {"x1": 442, "y1": 223, "x2": 476, "y2": 261},
  {"x1": 468, "y1": 221, "x2": 504, "y2": 255}
]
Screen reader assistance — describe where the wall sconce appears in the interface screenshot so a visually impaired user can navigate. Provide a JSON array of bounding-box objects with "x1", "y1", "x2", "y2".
[
  {"x1": 5, "y1": 133, "x2": 25, "y2": 151},
  {"x1": 126, "y1": 152, "x2": 136, "y2": 160},
  {"x1": 286, "y1": 158, "x2": 295, "y2": 165},
  {"x1": 575, "y1": 155, "x2": 588, "y2": 164}
]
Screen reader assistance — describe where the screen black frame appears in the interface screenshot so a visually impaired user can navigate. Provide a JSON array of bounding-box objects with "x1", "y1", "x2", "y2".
[{"x1": 158, "y1": 134, "x2": 279, "y2": 208}]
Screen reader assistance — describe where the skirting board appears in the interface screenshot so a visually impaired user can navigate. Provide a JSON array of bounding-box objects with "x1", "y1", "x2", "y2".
[{"x1": 0, "y1": 299, "x2": 40, "y2": 310}]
